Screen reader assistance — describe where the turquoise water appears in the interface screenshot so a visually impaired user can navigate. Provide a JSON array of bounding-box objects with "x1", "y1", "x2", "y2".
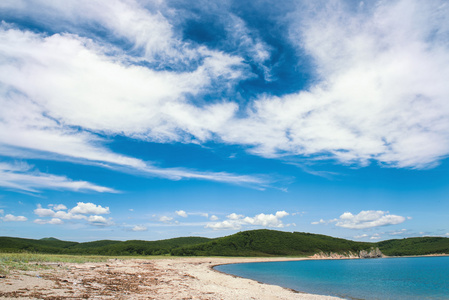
[{"x1": 215, "y1": 256, "x2": 449, "y2": 299}]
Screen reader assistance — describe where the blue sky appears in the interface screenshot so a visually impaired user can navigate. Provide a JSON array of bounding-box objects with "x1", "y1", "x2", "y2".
[{"x1": 0, "y1": 0, "x2": 448, "y2": 242}]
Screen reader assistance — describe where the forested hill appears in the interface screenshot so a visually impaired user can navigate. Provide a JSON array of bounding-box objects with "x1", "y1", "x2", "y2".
[
  {"x1": 170, "y1": 230, "x2": 374, "y2": 256},
  {"x1": 0, "y1": 236, "x2": 211, "y2": 255},
  {"x1": 1, "y1": 229, "x2": 448, "y2": 256}
]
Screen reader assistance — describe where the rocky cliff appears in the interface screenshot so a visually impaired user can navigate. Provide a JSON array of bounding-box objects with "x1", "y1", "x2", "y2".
[{"x1": 310, "y1": 247, "x2": 384, "y2": 259}]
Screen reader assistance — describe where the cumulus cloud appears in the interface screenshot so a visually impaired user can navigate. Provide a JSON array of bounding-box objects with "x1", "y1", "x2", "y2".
[
  {"x1": 34, "y1": 204, "x2": 56, "y2": 218},
  {"x1": 159, "y1": 216, "x2": 173, "y2": 223},
  {"x1": 354, "y1": 234, "x2": 369, "y2": 239},
  {"x1": 205, "y1": 211, "x2": 291, "y2": 230},
  {"x1": 132, "y1": 225, "x2": 147, "y2": 232},
  {"x1": 33, "y1": 202, "x2": 112, "y2": 226},
  {"x1": 316, "y1": 210, "x2": 407, "y2": 229},
  {"x1": 34, "y1": 218, "x2": 63, "y2": 225},
  {"x1": 2, "y1": 214, "x2": 27, "y2": 222},
  {"x1": 50, "y1": 204, "x2": 67, "y2": 211},
  {"x1": 87, "y1": 215, "x2": 113, "y2": 226},
  {"x1": 69, "y1": 202, "x2": 110, "y2": 215},
  {"x1": 175, "y1": 210, "x2": 188, "y2": 218},
  {"x1": 311, "y1": 219, "x2": 327, "y2": 225},
  {"x1": 210, "y1": 215, "x2": 219, "y2": 221},
  {"x1": 227, "y1": 213, "x2": 244, "y2": 220},
  {"x1": 370, "y1": 233, "x2": 382, "y2": 240}
]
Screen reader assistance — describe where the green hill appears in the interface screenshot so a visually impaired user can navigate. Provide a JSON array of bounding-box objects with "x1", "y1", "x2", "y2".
[
  {"x1": 1, "y1": 230, "x2": 448, "y2": 257},
  {"x1": 70, "y1": 237, "x2": 213, "y2": 255},
  {"x1": 170, "y1": 229, "x2": 374, "y2": 256},
  {"x1": 0, "y1": 237, "x2": 78, "y2": 254},
  {"x1": 0, "y1": 236, "x2": 211, "y2": 255},
  {"x1": 377, "y1": 237, "x2": 449, "y2": 256}
]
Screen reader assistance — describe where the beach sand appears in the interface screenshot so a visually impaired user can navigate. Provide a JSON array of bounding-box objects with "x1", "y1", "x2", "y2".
[{"x1": 0, "y1": 257, "x2": 341, "y2": 299}]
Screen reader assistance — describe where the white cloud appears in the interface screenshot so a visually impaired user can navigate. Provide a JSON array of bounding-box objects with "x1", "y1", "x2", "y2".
[
  {"x1": 175, "y1": 210, "x2": 188, "y2": 218},
  {"x1": 87, "y1": 215, "x2": 112, "y2": 226},
  {"x1": 33, "y1": 202, "x2": 111, "y2": 225},
  {"x1": 53, "y1": 211, "x2": 86, "y2": 220},
  {"x1": 2, "y1": 214, "x2": 27, "y2": 222},
  {"x1": 311, "y1": 219, "x2": 327, "y2": 225},
  {"x1": 215, "y1": 0, "x2": 449, "y2": 168},
  {"x1": 205, "y1": 220, "x2": 242, "y2": 230},
  {"x1": 370, "y1": 234, "x2": 382, "y2": 240},
  {"x1": 34, "y1": 218, "x2": 63, "y2": 225},
  {"x1": 132, "y1": 225, "x2": 147, "y2": 232},
  {"x1": 389, "y1": 229, "x2": 408, "y2": 236},
  {"x1": 243, "y1": 211, "x2": 289, "y2": 227},
  {"x1": 227, "y1": 213, "x2": 244, "y2": 220},
  {"x1": 159, "y1": 216, "x2": 173, "y2": 223},
  {"x1": 50, "y1": 204, "x2": 67, "y2": 211},
  {"x1": 0, "y1": 17, "x2": 266, "y2": 189},
  {"x1": 275, "y1": 211, "x2": 289, "y2": 218},
  {"x1": 69, "y1": 202, "x2": 110, "y2": 215},
  {"x1": 34, "y1": 204, "x2": 86, "y2": 220},
  {"x1": 34, "y1": 204, "x2": 56, "y2": 217},
  {"x1": 0, "y1": 0, "x2": 447, "y2": 203},
  {"x1": 206, "y1": 211, "x2": 291, "y2": 230},
  {"x1": 0, "y1": 162, "x2": 117, "y2": 193},
  {"x1": 334, "y1": 210, "x2": 407, "y2": 229},
  {"x1": 210, "y1": 215, "x2": 219, "y2": 221},
  {"x1": 354, "y1": 234, "x2": 369, "y2": 239}
]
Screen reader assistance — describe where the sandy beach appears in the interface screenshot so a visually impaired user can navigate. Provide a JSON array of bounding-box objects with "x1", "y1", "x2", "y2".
[{"x1": 0, "y1": 257, "x2": 342, "y2": 299}]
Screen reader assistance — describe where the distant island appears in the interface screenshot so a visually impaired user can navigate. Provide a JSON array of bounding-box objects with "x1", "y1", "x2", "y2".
[{"x1": 1, "y1": 229, "x2": 448, "y2": 257}]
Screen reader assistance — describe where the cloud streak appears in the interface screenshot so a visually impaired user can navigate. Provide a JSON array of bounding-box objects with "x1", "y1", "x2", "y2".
[{"x1": 0, "y1": 162, "x2": 116, "y2": 193}]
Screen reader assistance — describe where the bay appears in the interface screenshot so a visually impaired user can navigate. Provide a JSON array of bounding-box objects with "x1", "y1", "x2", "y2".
[{"x1": 214, "y1": 256, "x2": 449, "y2": 299}]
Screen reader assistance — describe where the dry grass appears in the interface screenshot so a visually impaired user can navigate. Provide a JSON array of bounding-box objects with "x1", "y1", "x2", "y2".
[{"x1": 0, "y1": 253, "x2": 111, "y2": 275}]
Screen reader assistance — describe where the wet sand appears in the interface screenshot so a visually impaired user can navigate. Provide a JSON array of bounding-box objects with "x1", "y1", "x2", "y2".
[{"x1": 0, "y1": 257, "x2": 342, "y2": 299}]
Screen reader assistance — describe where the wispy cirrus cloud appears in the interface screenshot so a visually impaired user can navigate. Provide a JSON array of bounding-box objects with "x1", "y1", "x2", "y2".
[
  {"x1": 0, "y1": 162, "x2": 116, "y2": 193},
  {"x1": 215, "y1": 0, "x2": 449, "y2": 168},
  {"x1": 0, "y1": 21, "x2": 268, "y2": 189},
  {"x1": 0, "y1": 0, "x2": 448, "y2": 204}
]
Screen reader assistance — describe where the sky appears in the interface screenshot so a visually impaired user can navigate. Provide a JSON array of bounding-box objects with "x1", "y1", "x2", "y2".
[{"x1": 0, "y1": 0, "x2": 448, "y2": 243}]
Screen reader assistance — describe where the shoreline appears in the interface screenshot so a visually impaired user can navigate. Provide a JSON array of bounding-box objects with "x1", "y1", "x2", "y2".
[
  {"x1": 0, "y1": 256, "x2": 342, "y2": 299},
  {"x1": 2, "y1": 254, "x2": 446, "y2": 299},
  {"x1": 153, "y1": 256, "x2": 343, "y2": 299}
]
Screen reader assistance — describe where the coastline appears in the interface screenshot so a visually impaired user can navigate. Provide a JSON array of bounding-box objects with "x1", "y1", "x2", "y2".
[{"x1": 0, "y1": 256, "x2": 342, "y2": 299}]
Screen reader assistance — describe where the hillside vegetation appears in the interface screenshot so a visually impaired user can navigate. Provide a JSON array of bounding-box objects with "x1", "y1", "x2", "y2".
[
  {"x1": 377, "y1": 237, "x2": 449, "y2": 256},
  {"x1": 170, "y1": 230, "x2": 373, "y2": 256},
  {"x1": 0, "y1": 236, "x2": 211, "y2": 256},
  {"x1": 1, "y1": 230, "x2": 448, "y2": 257}
]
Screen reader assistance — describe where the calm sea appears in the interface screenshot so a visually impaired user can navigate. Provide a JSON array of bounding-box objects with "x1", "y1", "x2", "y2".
[{"x1": 214, "y1": 256, "x2": 449, "y2": 299}]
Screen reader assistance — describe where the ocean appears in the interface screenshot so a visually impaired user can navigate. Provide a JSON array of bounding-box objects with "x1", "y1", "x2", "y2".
[{"x1": 214, "y1": 256, "x2": 449, "y2": 299}]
